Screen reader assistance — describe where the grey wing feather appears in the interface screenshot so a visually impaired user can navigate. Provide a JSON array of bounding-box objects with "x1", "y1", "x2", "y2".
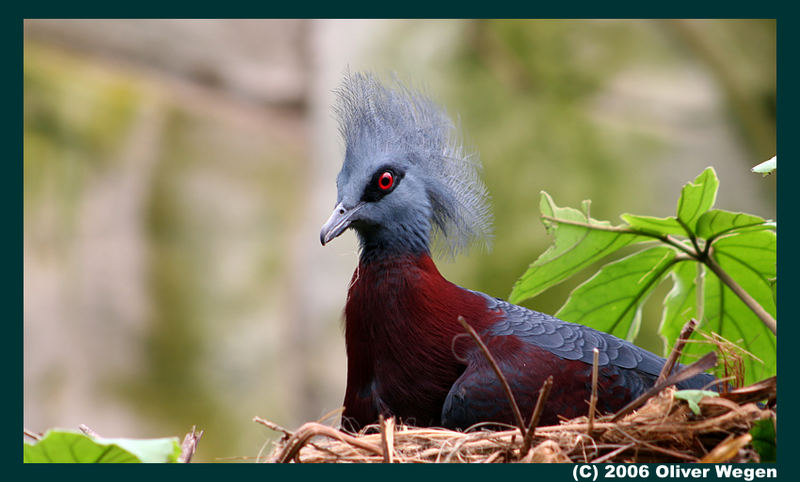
[{"x1": 473, "y1": 292, "x2": 667, "y2": 376}]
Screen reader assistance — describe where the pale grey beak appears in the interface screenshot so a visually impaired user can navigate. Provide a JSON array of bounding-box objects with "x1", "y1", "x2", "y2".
[{"x1": 320, "y1": 202, "x2": 364, "y2": 246}]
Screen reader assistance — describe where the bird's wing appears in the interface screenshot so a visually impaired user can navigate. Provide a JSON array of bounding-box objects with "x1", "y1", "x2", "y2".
[
  {"x1": 476, "y1": 292, "x2": 667, "y2": 375},
  {"x1": 441, "y1": 292, "x2": 714, "y2": 430}
]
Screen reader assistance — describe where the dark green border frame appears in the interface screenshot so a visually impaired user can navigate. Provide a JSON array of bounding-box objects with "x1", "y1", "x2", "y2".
[{"x1": 15, "y1": 12, "x2": 790, "y2": 480}]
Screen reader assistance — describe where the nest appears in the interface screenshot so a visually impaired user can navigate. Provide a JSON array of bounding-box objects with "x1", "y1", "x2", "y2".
[
  {"x1": 255, "y1": 376, "x2": 775, "y2": 463},
  {"x1": 256, "y1": 321, "x2": 774, "y2": 463}
]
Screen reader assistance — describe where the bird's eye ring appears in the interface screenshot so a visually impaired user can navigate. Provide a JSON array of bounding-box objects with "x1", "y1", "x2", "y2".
[{"x1": 378, "y1": 171, "x2": 394, "y2": 191}]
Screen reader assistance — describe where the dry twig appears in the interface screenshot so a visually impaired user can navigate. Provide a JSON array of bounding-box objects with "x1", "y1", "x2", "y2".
[
  {"x1": 457, "y1": 315, "x2": 526, "y2": 437},
  {"x1": 611, "y1": 351, "x2": 717, "y2": 422},
  {"x1": 520, "y1": 375, "x2": 553, "y2": 457},
  {"x1": 657, "y1": 318, "x2": 698, "y2": 383},
  {"x1": 79, "y1": 424, "x2": 101, "y2": 438},
  {"x1": 179, "y1": 425, "x2": 204, "y2": 463},
  {"x1": 256, "y1": 377, "x2": 773, "y2": 464},
  {"x1": 588, "y1": 348, "x2": 600, "y2": 434},
  {"x1": 379, "y1": 415, "x2": 395, "y2": 463}
]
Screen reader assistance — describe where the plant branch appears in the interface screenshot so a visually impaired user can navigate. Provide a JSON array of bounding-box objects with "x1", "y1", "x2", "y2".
[
  {"x1": 676, "y1": 217, "x2": 703, "y2": 256},
  {"x1": 704, "y1": 252, "x2": 776, "y2": 335}
]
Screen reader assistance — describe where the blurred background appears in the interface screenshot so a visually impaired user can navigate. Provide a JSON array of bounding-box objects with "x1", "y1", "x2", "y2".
[{"x1": 24, "y1": 19, "x2": 775, "y2": 461}]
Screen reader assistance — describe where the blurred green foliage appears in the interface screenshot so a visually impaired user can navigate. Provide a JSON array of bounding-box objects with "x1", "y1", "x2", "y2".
[
  {"x1": 24, "y1": 44, "x2": 139, "y2": 246},
  {"x1": 25, "y1": 41, "x2": 305, "y2": 460}
]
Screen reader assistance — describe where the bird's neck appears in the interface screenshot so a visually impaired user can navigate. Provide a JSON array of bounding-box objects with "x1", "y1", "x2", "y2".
[
  {"x1": 355, "y1": 219, "x2": 431, "y2": 264},
  {"x1": 346, "y1": 252, "x2": 478, "y2": 336}
]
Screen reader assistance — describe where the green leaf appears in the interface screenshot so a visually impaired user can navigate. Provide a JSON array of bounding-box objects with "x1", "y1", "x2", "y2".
[
  {"x1": 713, "y1": 230, "x2": 777, "y2": 287},
  {"x1": 659, "y1": 260, "x2": 699, "y2": 353},
  {"x1": 556, "y1": 247, "x2": 677, "y2": 341},
  {"x1": 98, "y1": 436, "x2": 182, "y2": 463},
  {"x1": 621, "y1": 214, "x2": 685, "y2": 236},
  {"x1": 702, "y1": 230, "x2": 776, "y2": 384},
  {"x1": 751, "y1": 156, "x2": 776, "y2": 176},
  {"x1": 25, "y1": 431, "x2": 140, "y2": 463},
  {"x1": 750, "y1": 418, "x2": 776, "y2": 462},
  {"x1": 24, "y1": 430, "x2": 181, "y2": 463},
  {"x1": 676, "y1": 167, "x2": 719, "y2": 231},
  {"x1": 509, "y1": 192, "x2": 648, "y2": 304},
  {"x1": 674, "y1": 389, "x2": 719, "y2": 415},
  {"x1": 684, "y1": 278, "x2": 775, "y2": 386},
  {"x1": 672, "y1": 230, "x2": 776, "y2": 385},
  {"x1": 696, "y1": 209, "x2": 771, "y2": 241}
]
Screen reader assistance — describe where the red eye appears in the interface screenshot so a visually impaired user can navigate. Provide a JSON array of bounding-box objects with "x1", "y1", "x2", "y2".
[{"x1": 378, "y1": 171, "x2": 394, "y2": 191}]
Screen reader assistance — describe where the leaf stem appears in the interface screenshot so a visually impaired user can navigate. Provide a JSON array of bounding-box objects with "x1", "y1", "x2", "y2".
[{"x1": 676, "y1": 217, "x2": 703, "y2": 256}]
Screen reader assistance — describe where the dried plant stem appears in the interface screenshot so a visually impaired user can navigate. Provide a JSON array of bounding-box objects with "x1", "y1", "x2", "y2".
[
  {"x1": 657, "y1": 318, "x2": 699, "y2": 384},
  {"x1": 588, "y1": 348, "x2": 600, "y2": 434},
  {"x1": 253, "y1": 416, "x2": 293, "y2": 438},
  {"x1": 79, "y1": 424, "x2": 100, "y2": 438},
  {"x1": 699, "y1": 433, "x2": 753, "y2": 463},
  {"x1": 613, "y1": 426, "x2": 698, "y2": 461},
  {"x1": 257, "y1": 375, "x2": 774, "y2": 463},
  {"x1": 611, "y1": 351, "x2": 717, "y2": 422},
  {"x1": 275, "y1": 422, "x2": 383, "y2": 462},
  {"x1": 457, "y1": 316, "x2": 527, "y2": 438},
  {"x1": 591, "y1": 442, "x2": 636, "y2": 463},
  {"x1": 520, "y1": 375, "x2": 553, "y2": 457},
  {"x1": 379, "y1": 415, "x2": 395, "y2": 463},
  {"x1": 179, "y1": 425, "x2": 204, "y2": 463}
]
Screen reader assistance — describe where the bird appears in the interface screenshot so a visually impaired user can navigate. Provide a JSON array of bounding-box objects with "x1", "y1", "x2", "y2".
[{"x1": 319, "y1": 72, "x2": 716, "y2": 432}]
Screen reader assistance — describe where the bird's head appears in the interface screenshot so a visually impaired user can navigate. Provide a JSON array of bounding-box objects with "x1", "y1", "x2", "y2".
[{"x1": 320, "y1": 72, "x2": 492, "y2": 259}]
